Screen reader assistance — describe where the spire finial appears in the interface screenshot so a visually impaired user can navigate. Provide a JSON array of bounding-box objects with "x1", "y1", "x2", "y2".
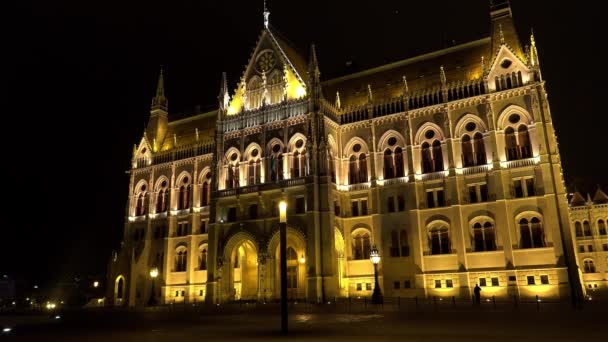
[
  {"x1": 151, "y1": 66, "x2": 168, "y2": 111},
  {"x1": 402, "y1": 76, "x2": 409, "y2": 94},
  {"x1": 263, "y1": 0, "x2": 270, "y2": 29},
  {"x1": 219, "y1": 72, "x2": 230, "y2": 111},
  {"x1": 499, "y1": 24, "x2": 505, "y2": 44},
  {"x1": 440, "y1": 66, "x2": 447, "y2": 85},
  {"x1": 367, "y1": 84, "x2": 373, "y2": 102},
  {"x1": 335, "y1": 91, "x2": 341, "y2": 109}
]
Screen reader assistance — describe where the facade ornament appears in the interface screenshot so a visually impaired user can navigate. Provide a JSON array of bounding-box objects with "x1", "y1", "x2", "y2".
[
  {"x1": 367, "y1": 84, "x2": 373, "y2": 103},
  {"x1": 499, "y1": 24, "x2": 505, "y2": 44},
  {"x1": 335, "y1": 91, "x2": 341, "y2": 109},
  {"x1": 440, "y1": 66, "x2": 447, "y2": 85},
  {"x1": 402, "y1": 76, "x2": 409, "y2": 94},
  {"x1": 263, "y1": 0, "x2": 270, "y2": 29}
]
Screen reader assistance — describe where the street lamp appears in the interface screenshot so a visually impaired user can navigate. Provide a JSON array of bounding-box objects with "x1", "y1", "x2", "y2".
[
  {"x1": 370, "y1": 245, "x2": 383, "y2": 304},
  {"x1": 148, "y1": 267, "x2": 159, "y2": 306},
  {"x1": 278, "y1": 200, "x2": 288, "y2": 335},
  {"x1": 93, "y1": 281, "x2": 99, "y2": 288},
  {"x1": 299, "y1": 254, "x2": 306, "y2": 264}
]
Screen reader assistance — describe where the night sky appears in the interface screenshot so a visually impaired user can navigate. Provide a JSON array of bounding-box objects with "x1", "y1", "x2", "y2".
[{"x1": 6, "y1": 1, "x2": 607, "y2": 287}]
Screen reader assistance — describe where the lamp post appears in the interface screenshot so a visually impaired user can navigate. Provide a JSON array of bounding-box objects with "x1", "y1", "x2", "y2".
[
  {"x1": 370, "y1": 245, "x2": 383, "y2": 305},
  {"x1": 148, "y1": 267, "x2": 159, "y2": 306},
  {"x1": 279, "y1": 200, "x2": 288, "y2": 335}
]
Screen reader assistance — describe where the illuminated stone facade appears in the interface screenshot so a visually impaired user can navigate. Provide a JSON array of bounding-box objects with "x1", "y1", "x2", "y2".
[
  {"x1": 107, "y1": 1, "x2": 586, "y2": 306},
  {"x1": 569, "y1": 190, "x2": 608, "y2": 299}
]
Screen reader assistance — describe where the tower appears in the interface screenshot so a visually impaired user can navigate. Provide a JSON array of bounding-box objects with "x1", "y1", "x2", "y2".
[{"x1": 147, "y1": 68, "x2": 169, "y2": 152}]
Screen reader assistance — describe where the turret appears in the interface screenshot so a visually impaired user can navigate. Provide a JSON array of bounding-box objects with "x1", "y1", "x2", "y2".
[
  {"x1": 147, "y1": 68, "x2": 169, "y2": 152},
  {"x1": 490, "y1": 0, "x2": 524, "y2": 60}
]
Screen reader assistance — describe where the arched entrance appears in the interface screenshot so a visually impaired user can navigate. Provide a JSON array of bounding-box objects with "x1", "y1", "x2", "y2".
[
  {"x1": 223, "y1": 233, "x2": 259, "y2": 301},
  {"x1": 114, "y1": 275, "x2": 125, "y2": 306},
  {"x1": 267, "y1": 227, "x2": 306, "y2": 300}
]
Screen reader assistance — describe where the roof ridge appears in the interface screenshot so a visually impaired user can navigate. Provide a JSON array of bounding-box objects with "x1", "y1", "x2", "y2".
[{"x1": 323, "y1": 37, "x2": 491, "y2": 86}]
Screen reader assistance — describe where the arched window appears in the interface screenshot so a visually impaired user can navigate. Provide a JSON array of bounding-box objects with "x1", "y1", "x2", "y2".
[
  {"x1": 156, "y1": 180, "x2": 169, "y2": 213},
  {"x1": 474, "y1": 133, "x2": 487, "y2": 165},
  {"x1": 432, "y1": 140, "x2": 443, "y2": 171},
  {"x1": 116, "y1": 277, "x2": 124, "y2": 299},
  {"x1": 575, "y1": 222, "x2": 583, "y2": 237},
  {"x1": 583, "y1": 221, "x2": 592, "y2": 237},
  {"x1": 358, "y1": 154, "x2": 368, "y2": 183},
  {"x1": 201, "y1": 182, "x2": 210, "y2": 207},
  {"x1": 505, "y1": 127, "x2": 518, "y2": 161},
  {"x1": 518, "y1": 125, "x2": 532, "y2": 159},
  {"x1": 520, "y1": 217, "x2": 545, "y2": 249},
  {"x1": 293, "y1": 151, "x2": 301, "y2": 178},
  {"x1": 199, "y1": 249, "x2": 207, "y2": 270},
  {"x1": 175, "y1": 248, "x2": 187, "y2": 272},
  {"x1": 352, "y1": 231, "x2": 371, "y2": 260},
  {"x1": 473, "y1": 222, "x2": 497, "y2": 252},
  {"x1": 599, "y1": 219, "x2": 607, "y2": 236},
  {"x1": 583, "y1": 259, "x2": 596, "y2": 273},
  {"x1": 328, "y1": 152, "x2": 336, "y2": 183},
  {"x1": 400, "y1": 229, "x2": 409, "y2": 256},
  {"x1": 269, "y1": 144, "x2": 283, "y2": 182},
  {"x1": 421, "y1": 142, "x2": 433, "y2": 173},
  {"x1": 462, "y1": 135, "x2": 474, "y2": 167},
  {"x1": 178, "y1": 176, "x2": 191, "y2": 210},
  {"x1": 394, "y1": 147, "x2": 404, "y2": 177},
  {"x1": 136, "y1": 192, "x2": 147, "y2": 216},
  {"x1": 429, "y1": 227, "x2": 450, "y2": 255},
  {"x1": 384, "y1": 149, "x2": 395, "y2": 179},
  {"x1": 349, "y1": 155, "x2": 358, "y2": 184}
]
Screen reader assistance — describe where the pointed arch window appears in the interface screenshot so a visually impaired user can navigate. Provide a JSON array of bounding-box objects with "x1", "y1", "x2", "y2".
[
  {"x1": 201, "y1": 181, "x2": 210, "y2": 207},
  {"x1": 328, "y1": 152, "x2": 336, "y2": 183},
  {"x1": 473, "y1": 222, "x2": 496, "y2": 252},
  {"x1": 432, "y1": 140, "x2": 443, "y2": 171},
  {"x1": 156, "y1": 181, "x2": 169, "y2": 213},
  {"x1": 178, "y1": 178, "x2": 192, "y2": 211},
  {"x1": 390, "y1": 230, "x2": 399, "y2": 257},
  {"x1": 421, "y1": 142, "x2": 433, "y2": 173},
  {"x1": 199, "y1": 249, "x2": 207, "y2": 270},
  {"x1": 358, "y1": 154, "x2": 367, "y2": 183},
  {"x1": 583, "y1": 259, "x2": 596, "y2": 273},
  {"x1": 520, "y1": 217, "x2": 545, "y2": 249},
  {"x1": 505, "y1": 127, "x2": 518, "y2": 161},
  {"x1": 462, "y1": 135, "x2": 474, "y2": 167},
  {"x1": 575, "y1": 222, "x2": 583, "y2": 237},
  {"x1": 518, "y1": 125, "x2": 532, "y2": 159},
  {"x1": 598, "y1": 219, "x2": 607, "y2": 236},
  {"x1": 349, "y1": 155, "x2": 358, "y2": 184},
  {"x1": 384, "y1": 149, "x2": 395, "y2": 179},
  {"x1": 352, "y1": 231, "x2": 371, "y2": 260},
  {"x1": 175, "y1": 248, "x2": 187, "y2": 272},
  {"x1": 136, "y1": 192, "x2": 148, "y2": 216},
  {"x1": 429, "y1": 227, "x2": 450, "y2": 255},
  {"x1": 583, "y1": 221, "x2": 592, "y2": 237}
]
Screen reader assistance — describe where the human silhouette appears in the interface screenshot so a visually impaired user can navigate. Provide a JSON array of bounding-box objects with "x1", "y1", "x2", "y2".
[{"x1": 474, "y1": 284, "x2": 482, "y2": 305}]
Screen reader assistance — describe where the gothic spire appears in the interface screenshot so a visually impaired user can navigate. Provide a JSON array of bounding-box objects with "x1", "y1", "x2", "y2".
[
  {"x1": 151, "y1": 67, "x2": 168, "y2": 111},
  {"x1": 218, "y1": 72, "x2": 230, "y2": 112},
  {"x1": 263, "y1": 0, "x2": 270, "y2": 29},
  {"x1": 335, "y1": 91, "x2": 341, "y2": 109},
  {"x1": 440, "y1": 66, "x2": 447, "y2": 85},
  {"x1": 489, "y1": 0, "x2": 524, "y2": 60}
]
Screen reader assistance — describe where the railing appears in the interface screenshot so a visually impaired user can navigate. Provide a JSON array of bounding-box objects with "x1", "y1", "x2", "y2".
[
  {"x1": 461, "y1": 164, "x2": 492, "y2": 175},
  {"x1": 380, "y1": 177, "x2": 408, "y2": 186},
  {"x1": 222, "y1": 98, "x2": 309, "y2": 133},
  {"x1": 319, "y1": 99, "x2": 340, "y2": 123},
  {"x1": 340, "y1": 106, "x2": 370, "y2": 124},
  {"x1": 215, "y1": 177, "x2": 310, "y2": 197},
  {"x1": 419, "y1": 171, "x2": 446, "y2": 182},
  {"x1": 344, "y1": 183, "x2": 371, "y2": 191},
  {"x1": 501, "y1": 158, "x2": 537, "y2": 169},
  {"x1": 408, "y1": 86, "x2": 443, "y2": 110},
  {"x1": 446, "y1": 78, "x2": 486, "y2": 101},
  {"x1": 151, "y1": 141, "x2": 215, "y2": 165}
]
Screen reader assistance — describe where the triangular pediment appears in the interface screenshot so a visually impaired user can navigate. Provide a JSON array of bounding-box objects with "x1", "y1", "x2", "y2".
[
  {"x1": 132, "y1": 136, "x2": 153, "y2": 168},
  {"x1": 487, "y1": 45, "x2": 531, "y2": 92},
  {"x1": 227, "y1": 28, "x2": 308, "y2": 115}
]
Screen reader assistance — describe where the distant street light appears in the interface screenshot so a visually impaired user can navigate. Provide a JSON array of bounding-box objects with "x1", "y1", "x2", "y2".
[
  {"x1": 370, "y1": 245, "x2": 383, "y2": 305},
  {"x1": 148, "y1": 267, "x2": 159, "y2": 306},
  {"x1": 279, "y1": 200, "x2": 288, "y2": 335},
  {"x1": 299, "y1": 254, "x2": 306, "y2": 264},
  {"x1": 93, "y1": 281, "x2": 99, "y2": 288}
]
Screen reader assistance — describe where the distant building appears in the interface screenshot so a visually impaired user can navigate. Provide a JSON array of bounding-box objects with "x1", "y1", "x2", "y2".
[
  {"x1": 569, "y1": 189, "x2": 608, "y2": 299},
  {"x1": 108, "y1": 1, "x2": 586, "y2": 306}
]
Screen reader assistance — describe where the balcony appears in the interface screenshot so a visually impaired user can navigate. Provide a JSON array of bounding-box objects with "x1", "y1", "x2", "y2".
[
  {"x1": 216, "y1": 177, "x2": 310, "y2": 198},
  {"x1": 416, "y1": 171, "x2": 448, "y2": 182},
  {"x1": 378, "y1": 177, "x2": 408, "y2": 187},
  {"x1": 460, "y1": 164, "x2": 493, "y2": 176},
  {"x1": 338, "y1": 182, "x2": 371, "y2": 192},
  {"x1": 501, "y1": 157, "x2": 539, "y2": 169}
]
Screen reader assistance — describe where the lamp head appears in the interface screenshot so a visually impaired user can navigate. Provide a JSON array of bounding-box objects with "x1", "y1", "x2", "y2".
[
  {"x1": 370, "y1": 245, "x2": 381, "y2": 265},
  {"x1": 150, "y1": 267, "x2": 159, "y2": 278},
  {"x1": 279, "y1": 200, "x2": 287, "y2": 223}
]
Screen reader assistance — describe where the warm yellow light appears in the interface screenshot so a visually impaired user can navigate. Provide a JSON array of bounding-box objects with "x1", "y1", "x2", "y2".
[
  {"x1": 93, "y1": 281, "x2": 99, "y2": 288},
  {"x1": 150, "y1": 267, "x2": 159, "y2": 278},
  {"x1": 370, "y1": 246, "x2": 381, "y2": 265},
  {"x1": 295, "y1": 85, "x2": 306, "y2": 98},
  {"x1": 299, "y1": 254, "x2": 306, "y2": 264},
  {"x1": 279, "y1": 201, "x2": 287, "y2": 223}
]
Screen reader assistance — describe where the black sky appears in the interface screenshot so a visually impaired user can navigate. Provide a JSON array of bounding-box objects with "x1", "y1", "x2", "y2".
[{"x1": 5, "y1": 0, "x2": 608, "y2": 287}]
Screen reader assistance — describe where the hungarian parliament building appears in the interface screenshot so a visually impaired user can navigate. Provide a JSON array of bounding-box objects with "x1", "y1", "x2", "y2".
[{"x1": 107, "y1": 1, "x2": 607, "y2": 306}]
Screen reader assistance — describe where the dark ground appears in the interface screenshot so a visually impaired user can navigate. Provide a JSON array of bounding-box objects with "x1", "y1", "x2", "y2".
[{"x1": 2, "y1": 302, "x2": 607, "y2": 341}]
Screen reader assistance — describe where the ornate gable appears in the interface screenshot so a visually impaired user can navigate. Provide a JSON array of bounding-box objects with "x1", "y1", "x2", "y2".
[
  {"x1": 227, "y1": 29, "x2": 308, "y2": 115},
  {"x1": 486, "y1": 45, "x2": 531, "y2": 92}
]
